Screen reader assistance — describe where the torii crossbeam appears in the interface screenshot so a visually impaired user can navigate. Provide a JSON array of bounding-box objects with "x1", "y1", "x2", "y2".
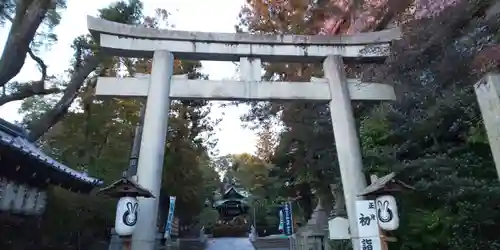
[{"x1": 87, "y1": 15, "x2": 400, "y2": 250}]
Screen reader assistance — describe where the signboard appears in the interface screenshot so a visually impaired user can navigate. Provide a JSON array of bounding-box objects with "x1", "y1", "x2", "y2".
[
  {"x1": 282, "y1": 202, "x2": 293, "y2": 236},
  {"x1": 356, "y1": 200, "x2": 381, "y2": 250},
  {"x1": 163, "y1": 196, "x2": 177, "y2": 239},
  {"x1": 328, "y1": 217, "x2": 350, "y2": 240}
]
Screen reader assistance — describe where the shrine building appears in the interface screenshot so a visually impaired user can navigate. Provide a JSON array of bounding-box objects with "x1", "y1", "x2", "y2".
[
  {"x1": 213, "y1": 185, "x2": 250, "y2": 219},
  {"x1": 0, "y1": 118, "x2": 103, "y2": 215}
]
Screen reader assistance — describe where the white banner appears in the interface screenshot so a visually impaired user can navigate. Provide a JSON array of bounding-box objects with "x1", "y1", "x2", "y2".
[
  {"x1": 355, "y1": 200, "x2": 380, "y2": 238},
  {"x1": 164, "y1": 196, "x2": 177, "y2": 239}
]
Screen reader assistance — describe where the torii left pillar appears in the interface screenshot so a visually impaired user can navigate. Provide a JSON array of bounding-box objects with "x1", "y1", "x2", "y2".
[{"x1": 131, "y1": 50, "x2": 173, "y2": 250}]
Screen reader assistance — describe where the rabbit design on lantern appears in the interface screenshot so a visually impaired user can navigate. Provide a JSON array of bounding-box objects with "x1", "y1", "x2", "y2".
[
  {"x1": 123, "y1": 201, "x2": 138, "y2": 226},
  {"x1": 377, "y1": 200, "x2": 393, "y2": 223},
  {"x1": 375, "y1": 195, "x2": 400, "y2": 231}
]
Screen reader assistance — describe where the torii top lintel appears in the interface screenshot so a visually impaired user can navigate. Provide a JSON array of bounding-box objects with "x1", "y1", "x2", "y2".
[{"x1": 87, "y1": 16, "x2": 401, "y2": 63}]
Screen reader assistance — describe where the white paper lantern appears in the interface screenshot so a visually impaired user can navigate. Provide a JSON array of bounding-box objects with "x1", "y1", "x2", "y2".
[
  {"x1": 34, "y1": 191, "x2": 47, "y2": 215},
  {"x1": 24, "y1": 188, "x2": 39, "y2": 215},
  {"x1": 0, "y1": 178, "x2": 6, "y2": 197},
  {"x1": 115, "y1": 197, "x2": 139, "y2": 236},
  {"x1": 0, "y1": 181, "x2": 18, "y2": 211},
  {"x1": 13, "y1": 184, "x2": 27, "y2": 213},
  {"x1": 376, "y1": 195, "x2": 399, "y2": 231}
]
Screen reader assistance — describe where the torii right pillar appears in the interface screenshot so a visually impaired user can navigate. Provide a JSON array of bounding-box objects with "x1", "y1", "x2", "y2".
[{"x1": 324, "y1": 55, "x2": 368, "y2": 250}]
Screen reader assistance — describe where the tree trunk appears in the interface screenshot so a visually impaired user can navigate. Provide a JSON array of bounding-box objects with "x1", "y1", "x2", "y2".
[
  {"x1": 26, "y1": 55, "x2": 100, "y2": 141},
  {"x1": 0, "y1": 0, "x2": 52, "y2": 86}
]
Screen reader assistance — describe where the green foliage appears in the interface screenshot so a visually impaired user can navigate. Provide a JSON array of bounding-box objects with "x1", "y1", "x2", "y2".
[
  {"x1": 223, "y1": 153, "x2": 292, "y2": 230},
  {"x1": 239, "y1": 0, "x2": 500, "y2": 249},
  {"x1": 4, "y1": 0, "x2": 500, "y2": 249},
  {"x1": 98, "y1": 0, "x2": 143, "y2": 24},
  {"x1": 1, "y1": 0, "x2": 67, "y2": 48},
  {"x1": 196, "y1": 207, "x2": 219, "y2": 229},
  {"x1": 355, "y1": 5, "x2": 500, "y2": 248}
]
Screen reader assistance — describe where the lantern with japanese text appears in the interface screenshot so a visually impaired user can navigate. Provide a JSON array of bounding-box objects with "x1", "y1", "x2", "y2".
[{"x1": 357, "y1": 173, "x2": 415, "y2": 250}]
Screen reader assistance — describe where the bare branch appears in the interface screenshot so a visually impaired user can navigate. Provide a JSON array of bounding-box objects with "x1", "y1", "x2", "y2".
[
  {"x1": 0, "y1": 47, "x2": 57, "y2": 105},
  {"x1": 26, "y1": 55, "x2": 101, "y2": 142},
  {"x1": 2, "y1": 13, "x2": 13, "y2": 22},
  {"x1": 27, "y1": 47, "x2": 48, "y2": 81},
  {"x1": 0, "y1": 80, "x2": 60, "y2": 105}
]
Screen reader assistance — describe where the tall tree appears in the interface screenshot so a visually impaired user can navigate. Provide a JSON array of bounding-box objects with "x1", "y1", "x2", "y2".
[
  {"x1": 0, "y1": 0, "x2": 145, "y2": 142},
  {"x1": 255, "y1": 122, "x2": 278, "y2": 162},
  {"x1": 357, "y1": 2, "x2": 500, "y2": 248},
  {"x1": 240, "y1": 0, "x2": 500, "y2": 249},
  {"x1": 1, "y1": 1, "x2": 219, "y2": 249},
  {"x1": 0, "y1": 0, "x2": 66, "y2": 86},
  {"x1": 0, "y1": 3, "x2": 145, "y2": 249}
]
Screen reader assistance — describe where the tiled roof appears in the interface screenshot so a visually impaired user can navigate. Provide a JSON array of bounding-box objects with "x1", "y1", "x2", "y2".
[
  {"x1": 223, "y1": 186, "x2": 249, "y2": 198},
  {"x1": 0, "y1": 118, "x2": 103, "y2": 193},
  {"x1": 214, "y1": 199, "x2": 249, "y2": 207}
]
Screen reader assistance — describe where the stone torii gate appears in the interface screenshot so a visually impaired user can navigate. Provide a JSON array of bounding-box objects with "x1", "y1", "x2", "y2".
[{"x1": 87, "y1": 16, "x2": 400, "y2": 250}]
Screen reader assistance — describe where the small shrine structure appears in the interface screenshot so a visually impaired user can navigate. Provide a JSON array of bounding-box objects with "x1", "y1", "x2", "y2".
[
  {"x1": 213, "y1": 185, "x2": 250, "y2": 219},
  {"x1": 0, "y1": 118, "x2": 103, "y2": 215}
]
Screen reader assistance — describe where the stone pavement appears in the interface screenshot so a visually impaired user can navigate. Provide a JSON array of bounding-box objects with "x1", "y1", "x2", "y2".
[{"x1": 204, "y1": 237, "x2": 255, "y2": 250}]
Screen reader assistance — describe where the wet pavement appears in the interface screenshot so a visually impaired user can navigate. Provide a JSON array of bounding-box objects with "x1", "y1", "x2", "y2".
[{"x1": 205, "y1": 237, "x2": 255, "y2": 250}]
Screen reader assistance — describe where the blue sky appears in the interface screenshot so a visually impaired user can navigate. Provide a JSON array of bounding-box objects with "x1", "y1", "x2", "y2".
[{"x1": 0, "y1": 0, "x2": 258, "y2": 156}]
